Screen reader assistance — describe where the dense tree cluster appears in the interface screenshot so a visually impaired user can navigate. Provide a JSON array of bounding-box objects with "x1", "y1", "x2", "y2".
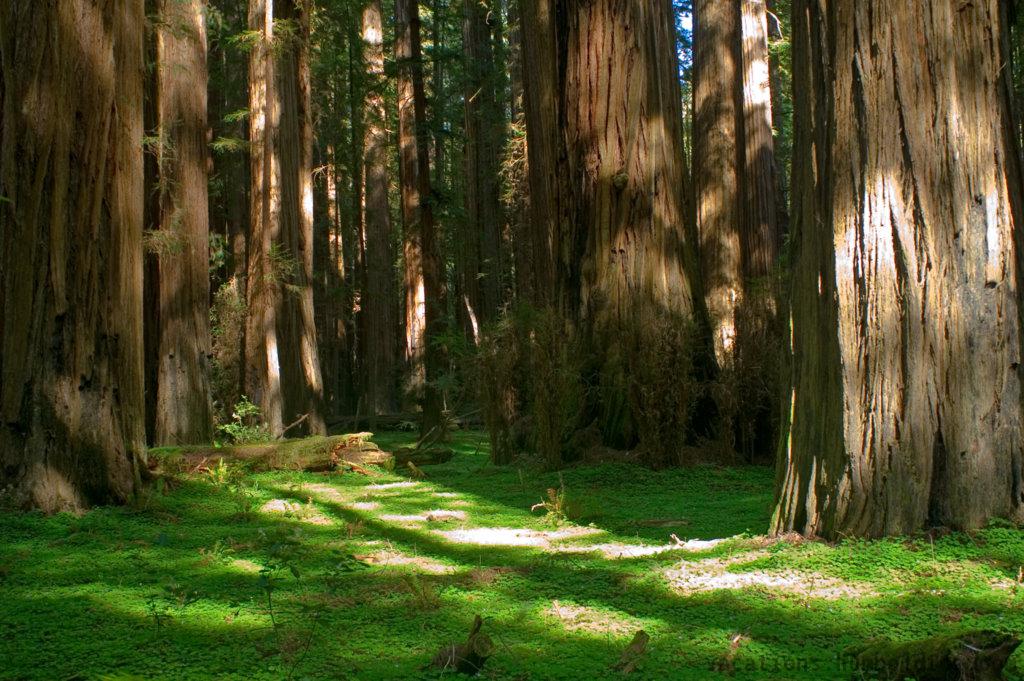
[{"x1": 1, "y1": 0, "x2": 1023, "y2": 538}]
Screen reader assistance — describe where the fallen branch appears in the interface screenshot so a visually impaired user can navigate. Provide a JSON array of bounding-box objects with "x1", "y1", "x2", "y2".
[
  {"x1": 613, "y1": 630, "x2": 650, "y2": 674},
  {"x1": 430, "y1": 615, "x2": 493, "y2": 675},
  {"x1": 847, "y1": 631, "x2": 1020, "y2": 681},
  {"x1": 277, "y1": 413, "x2": 309, "y2": 440}
]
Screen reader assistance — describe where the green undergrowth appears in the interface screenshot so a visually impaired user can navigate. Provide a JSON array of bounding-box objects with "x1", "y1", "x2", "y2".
[{"x1": 1, "y1": 431, "x2": 1022, "y2": 680}]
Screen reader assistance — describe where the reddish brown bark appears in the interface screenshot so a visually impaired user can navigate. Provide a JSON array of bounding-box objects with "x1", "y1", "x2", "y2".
[{"x1": 0, "y1": 0, "x2": 146, "y2": 510}]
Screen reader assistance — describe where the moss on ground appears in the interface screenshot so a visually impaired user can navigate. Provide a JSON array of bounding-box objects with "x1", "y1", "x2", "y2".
[{"x1": 1, "y1": 431, "x2": 1022, "y2": 680}]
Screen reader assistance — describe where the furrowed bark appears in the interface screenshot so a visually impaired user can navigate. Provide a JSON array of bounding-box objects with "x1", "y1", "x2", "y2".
[
  {"x1": 0, "y1": 0, "x2": 146, "y2": 511},
  {"x1": 245, "y1": 0, "x2": 325, "y2": 437},
  {"x1": 462, "y1": 0, "x2": 504, "y2": 328},
  {"x1": 694, "y1": 0, "x2": 744, "y2": 366},
  {"x1": 360, "y1": 0, "x2": 398, "y2": 414},
  {"x1": 396, "y1": 0, "x2": 444, "y2": 434},
  {"x1": 149, "y1": 0, "x2": 216, "y2": 446},
  {"x1": 774, "y1": 0, "x2": 1024, "y2": 538},
  {"x1": 245, "y1": 0, "x2": 285, "y2": 435}
]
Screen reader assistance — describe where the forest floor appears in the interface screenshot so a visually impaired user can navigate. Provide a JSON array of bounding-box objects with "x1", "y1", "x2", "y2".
[{"x1": 1, "y1": 430, "x2": 1023, "y2": 680}]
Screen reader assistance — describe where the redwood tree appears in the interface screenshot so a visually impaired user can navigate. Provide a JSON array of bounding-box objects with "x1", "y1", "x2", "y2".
[
  {"x1": 519, "y1": 0, "x2": 703, "y2": 457},
  {"x1": 461, "y1": 0, "x2": 504, "y2": 330},
  {"x1": 0, "y1": 0, "x2": 146, "y2": 510},
  {"x1": 360, "y1": 0, "x2": 398, "y2": 414},
  {"x1": 148, "y1": 0, "x2": 216, "y2": 446},
  {"x1": 774, "y1": 0, "x2": 1024, "y2": 538},
  {"x1": 245, "y1": 0, "x2": 326, "y2": 437},
  {"x1": 693, "y1": 0, "x2": 744, "y2": 365},
  {"x1": 396, "y1": 0, "x2": 444, "y2": 433}
]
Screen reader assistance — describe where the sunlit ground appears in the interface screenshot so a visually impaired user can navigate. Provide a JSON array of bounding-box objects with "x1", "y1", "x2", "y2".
[{"x1": 1, "y1": 431, "x2": 1022, "y2": 679}]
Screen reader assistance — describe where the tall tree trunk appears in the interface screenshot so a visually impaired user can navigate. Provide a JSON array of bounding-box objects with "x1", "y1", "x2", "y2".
[
  {"x1": 739, "y1": 0, "x2": 779, "y2": 281},
  {"x1": 734, "y1": 0, "x2": 782, "y2": 461},
  {"x1": 396, "y1": 0, "x2": 444, "y2": 433},
  {"x1": 278, "y1": 0, "x2": 325, "y2": 432},
  {"x1": 519, "y1": 0, "x2": 702, "y2": 459},
  {"x1": 149, "y1": 0, "x2": 215, "y2": 445},
  {"x1": 360, "y1": 0, "x2": 398, "y2": 414},
  {"x1": 246, "y1": 0, "x2": 285, "y2": 434},
  {"x1": 462, "y1": 0, "x2": 504, "y2": 328},
  {"x1": 694, "y1": 0, "x2": 744, "y2": 366},
  {"x1": 774, "y1": 0, "x2": 1024, "y2": 539},
  {"x1": 431, "y1": 0, "x2": 446, "y2": 185},
  {"x1": 506, "y1": 5, "x2": 533, "y2": 302},
  {"x1": 0, "y1": 0, "x2": 146, "y2": 510},
  {"x1": 516, "y1": 0, "x2": 559, "y2": 305},
  {"x1": 245, "y1": 0, "x2": 325, "y2": 436}
]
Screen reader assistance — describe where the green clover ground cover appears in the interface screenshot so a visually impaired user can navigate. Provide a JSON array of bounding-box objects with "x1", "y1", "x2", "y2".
[{"x1": 1, "y1": 430, "x2": 1022, "y2": 680}]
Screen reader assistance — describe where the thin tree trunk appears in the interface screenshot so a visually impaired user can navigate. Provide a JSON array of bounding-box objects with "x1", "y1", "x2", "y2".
[
  {"x1": 739, "y1": 0, "x2": 779, "y2": 280},
  {"x1": 506, "y1": 5, "x2": 533, "y2": 302},
  {"x1": 292, "y1": 0, "x2": 327, "y2": 434},
  {"x1": 361, "y1": 0, "x2": 398, "y2": 414},
  {"x1": 431, "y1": 0, "x2": 446, "y2": 186},
  {"x1": 149, "y1": 0, "x2": 215, "y2": 445},
  {"x1": 0, "y1": 0, "x2": 146, "y2": 510},
  {"x1": 516, "y1": 0, "x2": 559, "y2": 306},
  {"x1": 774, "y1": 0, "x2": 1024, "y2": 538},
  {"x1": 245, "y1": 0, "x2": 285, "y2": 434},
  {"x1": 462, "y1": 0, "x2": 504, "y2": 326},
  {"x1": 396, "y1": 0, "x2": 444, "y2": 434},
  {"x1": 733, "y1": 0, "x2": 783, "y2": 461}
]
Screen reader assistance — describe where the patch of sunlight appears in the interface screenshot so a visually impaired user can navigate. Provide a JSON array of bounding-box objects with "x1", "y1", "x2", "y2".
[
  {"x1": 379, "y1": 514, "x2": 429, "y2": 524},
  {"x1": 556, "y1": 537, "x2": 731, "y2": 560},
  {"x1": 259, "y1": 498, "x2": 333, "y2": 526},
  {"x1": 425, "y1": 509, "x2": 467, "y2": 522},
  {"x1": 231, "y1": 558, "x2": 262, "y2": 573},
  {"x1": 354, "y1": 549, "x2": 456, "y2": 575},
  {"x1": 378, "y1": 510, "x2": 467, "y2": 524},
  {"x1": 366, "y1": 481, "x2": 420, "y2": 491},
  {"x1": 261, "y1": 498, "x2": 302, "y2": 514},
  {"x1": 303, "y1": 483, "x2": 346, "y2": 503},
  {"x1": 665, "y1": 553, "x2": 876, "y2": 600},
  {"x1": 350, "y1": 501, "x2": 381, "y2": 511},
  {"x1": 545, "y1": 600, "x2": 641, "y2": 636},
  {"x1": 437, "y1": 526, "x2": 603, "y2": 548},
  {"x1": 554, "y1": 542, "x2": 683, "y2": 559},
  {"x1": 433, "y1": 492, "x2": 459, "y2": 498}
]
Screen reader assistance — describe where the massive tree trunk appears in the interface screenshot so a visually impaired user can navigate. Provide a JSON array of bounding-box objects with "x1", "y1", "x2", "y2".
[
  {"x1": 0, "y1": 0, "x2": 146, "y2": 510},
  {"x1": 462, "y1": 0, "x2": 504, "y2": 329},
  {"x1": 774, "y1": 0, "x2": 1024, "y2": 538},
  {"x1": 519, "y1": 0, "x2": 702, "y2": 459},
  {"x1": 563, "y1": 0, "x2": 697, "y2": 326},
  {"x1": 396, "y1": 0, "x2": 444, "y2": 433},
  {"x1": 360, "y1": 0, "x2": 398, "y2": 414},
  {"x1": 148, "y1": 0, "x2": 215, "y2": 445},
  {"x1": 245, "y1": 0, "x2": 325, "y2": 437},
  {"x1": 694, "y1": 0, "x2": 744, "y2": 366}
]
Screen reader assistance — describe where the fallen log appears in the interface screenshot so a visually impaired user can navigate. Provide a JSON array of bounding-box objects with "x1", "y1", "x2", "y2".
[
  {"x1": 847, "y1": 631, "x2": 1020, "y2": 681},
  {"x1": 149, "y1": 434, "x2": 454, "y2": 475}
]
